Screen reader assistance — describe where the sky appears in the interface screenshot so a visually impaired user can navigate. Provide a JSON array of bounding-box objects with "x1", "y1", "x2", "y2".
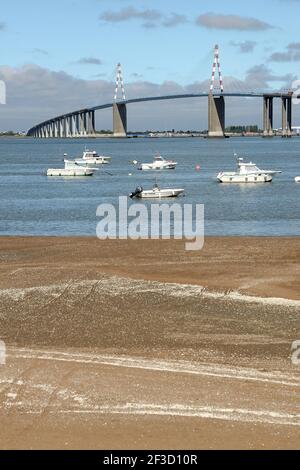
[{"x1": 1, "y1": 0, "x2": 300, "y2": 131}]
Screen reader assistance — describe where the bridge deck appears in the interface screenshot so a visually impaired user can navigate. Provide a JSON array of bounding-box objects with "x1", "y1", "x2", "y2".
[{"x1": 27, "y1": 91, "x2": 294, "y2": 135}]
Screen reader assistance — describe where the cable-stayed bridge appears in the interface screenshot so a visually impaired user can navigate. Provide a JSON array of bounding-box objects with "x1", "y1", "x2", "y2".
[{"x1": 27, "y1": 47, "x2": 297, "y2": 138}]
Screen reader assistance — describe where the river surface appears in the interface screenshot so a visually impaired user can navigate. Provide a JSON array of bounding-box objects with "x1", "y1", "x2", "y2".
[{"x1": 0, "y1": 136, "x2": 299, "y2": 236}]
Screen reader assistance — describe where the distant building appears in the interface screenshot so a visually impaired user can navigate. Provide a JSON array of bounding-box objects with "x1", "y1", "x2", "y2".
[{"x1": 275, "y1": 127, "x2": 300, "y2": 134}]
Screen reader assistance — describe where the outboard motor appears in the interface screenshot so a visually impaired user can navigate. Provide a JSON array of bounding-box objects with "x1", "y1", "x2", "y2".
[{"x1": 129, "y1": 186, "x2": 143, "y2": 199}]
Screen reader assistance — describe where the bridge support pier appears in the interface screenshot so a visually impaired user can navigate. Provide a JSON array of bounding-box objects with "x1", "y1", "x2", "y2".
[
  {"x1": 70, "y1": 116, "x2": 74, "y2": 137},
  {"x1": 59, "y1": 119, "x2": 64, "y2": 138},
  {"x1": 84, "y1": 112, "x2": 88, "y2": 136},
  {"x1": 44, "y1": 124, "x2": 49, "y2": 138},
  {"x1": 77, "y1": 114, "x2": 81, "y2": 136},
  {"x1": 208, "y1": 94, "x2": 225, "y2": 138},
  {"x1": 65, "y1": 116, "x2": 71, "y2": 137},
  {"x1": 282, "y1": 97, "x2": 292, "y2": 137},
  {"x1": 59, "y1": 120, "x2": 63, "y2": 137},
  {"x1": 263, "y1": 96, "x2": 274, "y2": 137},
  {"x1": 70, "y1": 116, "x2": 74, "y2": 136},
  {"x1": 54, "y1": 120, "x2": 59, "y2": 138},
  {"x1": 88, "y1": 111, "x2": 96, "y2": 135},
  {"x1": 113, "y1": 103, "x2": 127, "y2": 137},
  {"x1": 79, "y1": 113, "x2": 85, "y2": 136}
]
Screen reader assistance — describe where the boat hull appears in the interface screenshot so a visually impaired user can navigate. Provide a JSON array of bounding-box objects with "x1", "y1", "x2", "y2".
[
  {"x1": 136, "y1": 189, "x2": 184, "y2": 198},
  {"x1": 46, "y1": 168, "x2": 94, "y2": 177},
  {"x1": 217, "y1": 173, "x2": 273, "y2": 183},
  {"x1": 139, "y1": 164, "x2": 177, "y2": 171}
]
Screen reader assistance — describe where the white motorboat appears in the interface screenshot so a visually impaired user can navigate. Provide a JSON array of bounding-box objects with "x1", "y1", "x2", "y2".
[
  {"x1": 217, "y1": 156, "x2": 281, "y2": 183},
  {"x1": 129, "y1": 184, "x2": 184, "y2": 199},
  {"x1": 75, "y1": 150, "x2": 111, "y2": 166},
  {"x1": 47, "y1": 159, "x2": 96, "y2": 177},
  {"x1": 295, "y1": 176, "x2": 300, "y2": 183},
  {"x1": 138, "y1": 154, "x2": 177, "y2": 171}
]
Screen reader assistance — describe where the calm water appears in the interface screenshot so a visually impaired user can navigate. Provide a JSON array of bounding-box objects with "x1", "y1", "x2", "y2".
[{"x1": 0, "y1": 137, "x2": 299, "y2": 236}]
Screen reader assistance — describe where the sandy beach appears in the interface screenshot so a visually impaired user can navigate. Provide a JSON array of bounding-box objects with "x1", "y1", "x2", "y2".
[{"x1": 0, "y1": 236, "x2": 299, "y2": 449}]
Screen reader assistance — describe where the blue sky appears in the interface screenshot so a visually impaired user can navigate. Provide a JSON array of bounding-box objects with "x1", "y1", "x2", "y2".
[{"x1": 1, "y1": 0, "x2": 300, "y2": 130}]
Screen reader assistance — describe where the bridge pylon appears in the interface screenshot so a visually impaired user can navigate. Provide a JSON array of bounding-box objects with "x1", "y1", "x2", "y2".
[
  {"x1": 281, "y1": 96, "x2": 292, "y2": 138},
  {"x1": 113, "y1": 63, "x2": 127, "y2": 137},
  {"x1": 113, "y1": 103, "x2": 127, "y2": 137},
  {"x1": 263, "y1": 96, "x2": 274, "y2": 137},
  {"x1": 208, "y1": 45, "x2": 226, "y2": 138},
  {"x1": 114, "y1": 63, "x2": 126, "y2": 101}
]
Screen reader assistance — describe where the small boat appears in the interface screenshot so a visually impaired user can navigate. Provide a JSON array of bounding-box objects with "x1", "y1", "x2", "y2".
[
  {"x1": 217, "y1": 156, "x2": 281, "y2": 183},
  {"x1": 75, "y1": 150, "x2": 111, "y2": 166},
  {"x1": 129, "y1": 184, "x2": 184, "y2": 199},
  {"x1": 138, "y1": 153, "x2": 177, "y2": 171},
  {"x1": 295, "y1": 176, "x2": 300, "y2": 183},
  {"x1": 47, "y1": 159, "x2": 96, "y2": 177}
]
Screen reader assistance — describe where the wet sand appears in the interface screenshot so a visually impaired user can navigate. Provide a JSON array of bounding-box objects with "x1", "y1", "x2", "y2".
[
  {"x1": 0, "y1": 237, "x2": 299, "y2": 449},
  {"x1": 0, "y1": 236, "x2": 299, "y2": 299}
]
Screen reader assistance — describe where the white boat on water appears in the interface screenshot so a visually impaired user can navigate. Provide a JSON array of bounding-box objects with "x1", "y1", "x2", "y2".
[
  {"x1": 217, "y1": 156, "x2": 281, "y2": 183},
  {"x1": 129, "y1": 184, "x2": 184, "y2": 199},
  {"x1": 295, "y1": 176, "x2": 300, "y2": 183},
  {"x1": 47, "y1": 159, "x2": 96, "y2": 177},
  {"x1": 75, "y1": 150, "x2": 111, "y2": 166},
  {"x1": 138, "y1": 154, "x2": 177, "y2": 171}
]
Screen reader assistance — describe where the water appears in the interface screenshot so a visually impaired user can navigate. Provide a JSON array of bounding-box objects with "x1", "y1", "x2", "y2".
[{"x1": 0, "y1": 137, "x2": 299, "y2": 236}]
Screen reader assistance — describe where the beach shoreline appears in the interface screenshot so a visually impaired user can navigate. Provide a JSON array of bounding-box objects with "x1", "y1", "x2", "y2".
[
  {"x1": 0, "y1": 236, "x2": 299, "y2": 299},
  {"x1": 0, "y1": 236, "x2": 299, "y2": 449}
]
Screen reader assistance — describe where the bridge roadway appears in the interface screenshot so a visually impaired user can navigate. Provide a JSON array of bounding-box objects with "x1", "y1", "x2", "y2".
[{"x1": 27, "y1": 91, "x2": 295, "y2": 138}]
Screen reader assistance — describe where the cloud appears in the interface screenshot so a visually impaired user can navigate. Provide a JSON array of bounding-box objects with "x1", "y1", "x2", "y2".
[
  {"x1": 196, "y1": 13, "x2": 273, "y2": 31},
  {"x1": 0, "y1": 22, "x2": 6, "y2": 31},
  {"x1": 131, "y1": 72, "x2": 143, "y2": 79},
  {"x1": 0, "y1": 63, "x2": 298, "y2": 132},
  {"x1": 100, "y1": 7, "x2": 162, "y2": 23},
  {"x1": 270, "y1": 43, "x2": 300, "y2": 62},
  {"x1": 162, "y1": 13, "x2": 187, "y2": 28},
  {"x1": 230, "y1": 41, "x2": 257, "y2": 53},
  {"x1": 142, "y1": 21, "x2": 157, "y2": 29},
  {"x1": 77, "y1": 57, "x2": 103, "y2": 65},
  {"x1": 100, "y1": 7, "x2": 187, "y2": 28},
  {"x1": 245, "y1": 64, "x2": 295, "y2": 89},
  {"x1": 31, "y1": 48, "x2": 49, "y2": 56}
]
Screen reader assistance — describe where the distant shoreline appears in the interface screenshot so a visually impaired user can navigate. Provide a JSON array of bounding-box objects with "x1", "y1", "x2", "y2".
[{"x1": 1, "y1": 133, "x2": 300, "y2": 139}]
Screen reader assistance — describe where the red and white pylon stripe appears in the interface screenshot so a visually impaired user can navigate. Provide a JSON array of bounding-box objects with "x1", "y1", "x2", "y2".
[
  {"x1": 114, "y1": 63, "x2": 126, "y2": 101},
  {"x1": 210, "y1": 44, "x2": 224, "y2": 94}
]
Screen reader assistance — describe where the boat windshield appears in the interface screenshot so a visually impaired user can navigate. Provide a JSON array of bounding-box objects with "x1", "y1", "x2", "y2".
[
  {"x1": 246, "y1": 164, "x2": 259, "y2": 170},
  {"x1": 239, "y1": 162, "x2": 261, "y2": 174},
  {"x1": 84, "y1": 151, "x2": 99, "y2": 159}
]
